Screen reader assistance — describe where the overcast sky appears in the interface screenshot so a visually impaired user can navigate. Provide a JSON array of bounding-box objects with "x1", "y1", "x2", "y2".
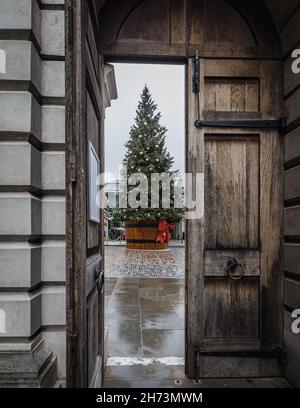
[{"x1": 104, "y1": 63, "x2": 185, "y2": 182}]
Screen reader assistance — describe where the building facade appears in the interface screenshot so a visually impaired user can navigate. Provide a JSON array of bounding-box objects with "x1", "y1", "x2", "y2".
[{"x1": 0, "y1": 0, "x2": 117, "y2": 387}]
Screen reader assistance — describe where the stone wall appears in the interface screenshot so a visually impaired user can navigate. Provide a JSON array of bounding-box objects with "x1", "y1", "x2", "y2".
[
  {"x1": 0, "y1": 0, "x2": 66, "y2": 386},
  {"x1": 281, "y1": 3, "x2": 300, "y2": 389}
]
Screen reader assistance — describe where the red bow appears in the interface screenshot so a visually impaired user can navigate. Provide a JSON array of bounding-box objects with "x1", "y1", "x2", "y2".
[{"x1": 156, "y1": 220, "x2": 175, "y2": 244}]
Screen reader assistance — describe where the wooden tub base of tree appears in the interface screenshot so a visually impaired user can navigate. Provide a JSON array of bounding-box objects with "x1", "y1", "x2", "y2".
[{"x1": 125, "y1": 221, "x2": 168, "y2": 250}]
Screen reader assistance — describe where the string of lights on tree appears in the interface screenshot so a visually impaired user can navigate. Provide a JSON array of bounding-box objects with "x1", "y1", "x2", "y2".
[{"x1": 113, "y1": 85, "x2": 184, "y2": 223}]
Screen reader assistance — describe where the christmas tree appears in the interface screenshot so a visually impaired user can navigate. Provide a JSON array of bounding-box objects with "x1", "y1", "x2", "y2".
[{"x1": 114, "y1": 85, "x2": 183, "y2": 223}]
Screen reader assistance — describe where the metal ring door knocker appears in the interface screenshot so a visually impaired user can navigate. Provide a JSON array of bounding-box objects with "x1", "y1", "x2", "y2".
[
  {"x1": 226, "y1": 258, "x2": 245, "y2": 280},
  {"x1": 95, "y1": 267, "x2": 104, "y2": 293}
]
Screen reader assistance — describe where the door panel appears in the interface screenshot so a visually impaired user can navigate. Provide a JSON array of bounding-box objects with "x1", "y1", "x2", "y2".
[
  {"x1": 204, "y1": 78, "x2": 259, "y2": 113},
  {"x1": 204, "y1": 135, "x2": 259, "y2": 249},
  {"x1": 204, "y1": 278, "x2": 259, "y2": 338},
  {"x1": 186, "y1": 57, "x2": 283, "y2": 378},
  {"x1": 85, "y1": 2, "x2": 104, "y2": 386},
  {"x1": 204, "y1": 134, "x2": 260, "y2": 345},
  {"x1": 204, "y1": 250, "x2": 260, "y2": 277},
  {"x1": 66, "y1": 0, "x2": 105, "y2": 388}
]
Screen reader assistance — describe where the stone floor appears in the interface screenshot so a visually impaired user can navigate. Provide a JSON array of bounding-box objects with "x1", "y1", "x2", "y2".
[
  {"x1": 105, "y1": 240, "x2": 184, "y2": 247},
  {"x1": 105, "y1": 246, "x2": 184, "y2": 278},
  {"x1": 103, "y1": 248, "x2": 291, "y2": 389},
  {"x1": 105, "y1": 277, "x2": 185, "y2": 358},
  {"x1": 104, "y1": 276, "x2": 291, "y2": 388},
  {"x1": 104, "y1": 364, "x2": 291, "y2": 388}
]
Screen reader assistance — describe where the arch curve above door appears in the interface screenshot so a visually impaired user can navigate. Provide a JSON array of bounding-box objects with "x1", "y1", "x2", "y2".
[{"x1": 99, "y1": 0, "x2": 281, "y2": 59}]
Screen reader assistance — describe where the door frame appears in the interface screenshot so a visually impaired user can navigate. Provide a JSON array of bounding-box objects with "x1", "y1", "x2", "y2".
[
  {"x1": 103, "y1": 55, "x2": 189, "y2": 369},
  {"x1": 65, "y1": 0, "x2": 284, "y2": 387},
  {"x1": 65, "y1": 0, "x2": 106, "y2": 388},
  {"x1": 185, "y1": 57, "x2": 284, "y2": 378},
  {"x1": 65, "y1": 0, "x2": 88, "y2": 388}
]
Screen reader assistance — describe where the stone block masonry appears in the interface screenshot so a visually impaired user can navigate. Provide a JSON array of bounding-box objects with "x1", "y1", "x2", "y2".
[{"x1": 0, "y1": 0, "x2": 66, "y2": 386}]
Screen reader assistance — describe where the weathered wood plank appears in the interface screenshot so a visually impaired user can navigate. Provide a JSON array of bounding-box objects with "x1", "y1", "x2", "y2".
[
  {"x1": 118, "y1": 0, "x2": 170, "y2": 43},
  {"x1": 204, "y1": 250, "x2": 260, "y2": 276},
  {"x1": 204, "y1": 59, "x2": 260, "y2": 78},
  {"x1": 203, "y1": 111, "x2": 261, "y2": 121},
  {"x1": 200, "y1": 356, "x2": 281, "y2": 378},
  {"x1": 204, "y1": 135, "x2": 259, "y2": 249},
  {"x1": 65, "y1": 0, "x2": 104, "y2": 388},
  {"x1": 204, "y1": 79, "x2": 259, "y2": 113},
  {"x1": 204, "y1": 278, "x2": 259, "y2": 338},
  {"x1": 188, "y1": 0, "x2": 204, "y2": 47},
  {"x1": 87, "y1": 11, "x2": 99, "y2": 81},
  {"x1": 170, "y1": 0, "x2": 186, "y2": 45},
  {"x1": 104, "y1": 42, "x2": 187, "y2": 59},
  {"x1": 247, "y1": 137, "x2": 260, "y2": 247},
  {"x1": 86, "y1": 37, "x2": 102, "y2": 113},
  {"x1": 186, "y1": 58, "x2": 205, "y2": 379},
  {"x1": 203, "y1": 338, "x2": 260, "y2": 351},
  {"x1": 101, "y1": 0, "x2": 281, "y2": 59},
  {"x1": 65, "y1": 0, "x2": 75, "y2": 389},
  {"x1": 203, "y1": 0, "x2": 256, "y2": 51},
  {"x1": 260, "y1": 60, "x2": 282, "y2": 119},
  {"x1": 260, "y1": 131, "x2": 283, "y2": 349},
  {"x1": 259, "y1": 59, "x2": 283, "y2": 350},
  {"x1": 195, "y1": 58, "x2": 282, "y2": 377},
  {"x1": 65, "y1": 0, "x2": 88, "y2": 388}
]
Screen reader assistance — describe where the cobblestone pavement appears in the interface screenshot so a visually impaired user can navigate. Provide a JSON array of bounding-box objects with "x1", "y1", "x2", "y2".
[{"x1": 105, "y1": 246, "x2": 184, "y2": 278}]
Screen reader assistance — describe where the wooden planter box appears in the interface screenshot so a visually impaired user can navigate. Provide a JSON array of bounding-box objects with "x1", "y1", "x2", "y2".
[{"x1": 125, "y1": 220, "x2": 168, "y2": 250}]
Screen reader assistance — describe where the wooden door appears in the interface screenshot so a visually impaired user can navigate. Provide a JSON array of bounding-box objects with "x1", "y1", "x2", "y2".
[
  {"x1": 66, "y1": 0, "x2": 105, "y2": 388},
  {"x1": 186, "y1": 57, "x2": 283, "y2": 378}
]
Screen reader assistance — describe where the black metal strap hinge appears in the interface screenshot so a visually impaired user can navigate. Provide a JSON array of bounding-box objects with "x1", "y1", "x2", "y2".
[
  {"x1": 70, "y1": 151, "x2": 76, "y2": 182},
  {"x1": 192, "y1": 50, "x2": 200, "y2": 94},
  {"x1": 193, "y1": 349, "x2": 201, "y2": 381},
  {"x1": 70, "y1": 334, "x2": 78, "y2": 367},
  {"x1": 194, "y1": 117, "x2": 287, "y2": 130}
]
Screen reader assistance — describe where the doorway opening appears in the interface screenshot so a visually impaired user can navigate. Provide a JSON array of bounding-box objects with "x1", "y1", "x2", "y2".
[
  {"x1": 65, "y1": 0, "x2": 289, "y2": 388},
  {"x1": 103, "y1": 63, "x2": 186, "y2": 387}
]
